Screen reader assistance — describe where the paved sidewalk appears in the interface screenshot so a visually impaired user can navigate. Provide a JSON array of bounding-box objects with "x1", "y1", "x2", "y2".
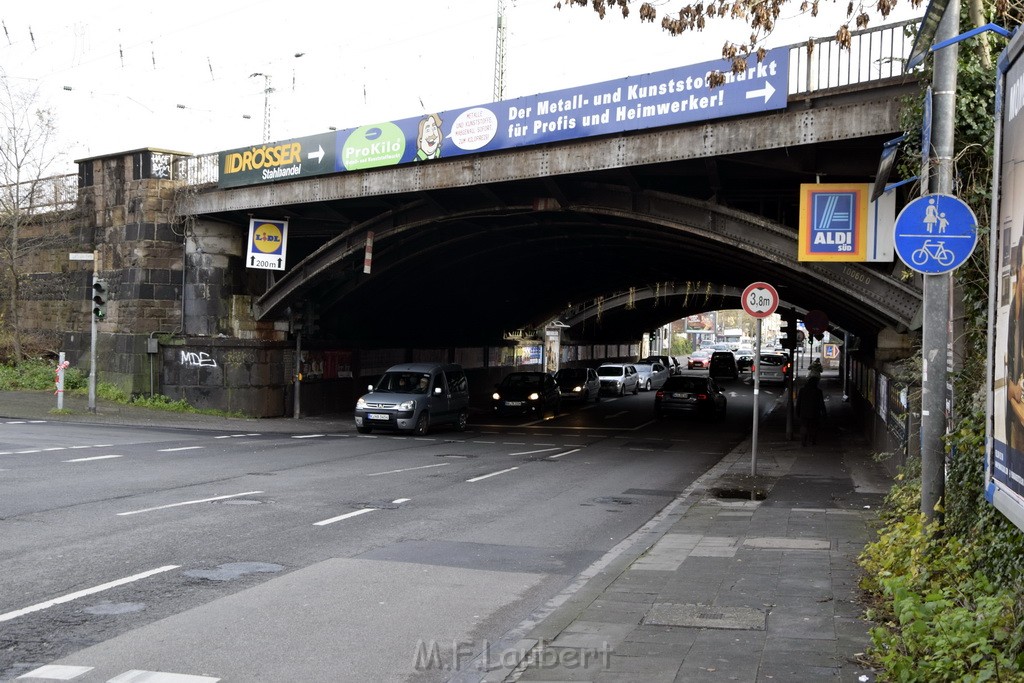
[{"x1": 482, "y1": 375, "x2": 891, "y2": 683}]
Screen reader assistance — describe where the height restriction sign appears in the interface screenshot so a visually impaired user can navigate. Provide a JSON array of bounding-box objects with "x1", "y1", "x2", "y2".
[{"x1": 742, "y1": 282, "x2": 779, "y2": 318}]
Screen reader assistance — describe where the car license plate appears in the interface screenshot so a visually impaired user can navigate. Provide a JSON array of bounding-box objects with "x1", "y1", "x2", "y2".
[
  {"x1": 368, "y1": 413, "x2": 390, "y2": 420},
  {"x1": 505, "y1": 401, "x2": 523, "y2": 407},
  {"x1": 672, "y1": 393, "x2": 691, "y2": 399}
]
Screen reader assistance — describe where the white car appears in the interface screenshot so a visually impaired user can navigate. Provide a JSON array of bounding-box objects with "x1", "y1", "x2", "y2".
[
  {"x1": 633, "y1": 362, "x2": 671, "y2": 391},
  {"x1": 597, "y1": 363, "x2": 640, "y2": 396}
]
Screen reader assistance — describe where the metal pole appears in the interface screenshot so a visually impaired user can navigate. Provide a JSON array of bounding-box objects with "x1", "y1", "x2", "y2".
[
  {"x1": 56, "y1": 352, "x2": 65, "y2": 410},
  {"x1": 752, "y1": 318, "x2": 762, "y2": 476},
  {"x1": 921, "y1": 0, "x2": 959, "y2": 524},
  {"x1": 293, "y1": 331, "x2": 302, "y2": 419},
  {"x1": 88, "y1": 271, "x2": 97, "y2": 413}
]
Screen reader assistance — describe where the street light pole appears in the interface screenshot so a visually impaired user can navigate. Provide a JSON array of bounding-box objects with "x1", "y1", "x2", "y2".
[{"x1": 920, "y1": 0, "x2": 959, "y2": 524}]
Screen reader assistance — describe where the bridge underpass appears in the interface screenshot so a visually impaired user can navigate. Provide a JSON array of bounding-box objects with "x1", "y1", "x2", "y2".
[{"x1": 184, "y1": 72, "x2": 922, "y2": 350}]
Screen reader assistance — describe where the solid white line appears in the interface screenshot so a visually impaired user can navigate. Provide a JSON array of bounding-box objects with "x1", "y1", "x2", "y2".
[
  {"x1": 509, "y1": 447, "x2": 560, "y2": 456},
  {"x1": 367, "y1": 463, "x2": 449, "y2": 477},
  {"x1": 93, "y1": 444, "x2": 113, "y2": 447},
  {"x1": 467, "y1": 467, "x2": 519, "y2": 482},
  {"x1": 117, "y1": 491, "x2": 263, "y2": 516},
  {"x1": 43, "y1": 447, "x2": 67, "y2": 451},
  {"x1": 547, "y1": 448, "x2": 581, "y2": 459},
  {"x1": 16, "y1": 450, "x2": 41, "y2": 454},
  {"x1": 64, "y1": 455, "x2": 123, "y2": 463},
  {"x1": 157, "y1": 446, "x2": 204, "y2": 452},
  {"x1": 291, "y1": 434, "x2": 325, "y2": 439},
  {"x1": 393, "y1": 498, "x2": 411, "y2": 504},
  {"x1": 314, "y1": 508, "x2": 375, "y2": 526},
  {"x1": 0, "y1": 565, "x2": 179, "y2": 624}
]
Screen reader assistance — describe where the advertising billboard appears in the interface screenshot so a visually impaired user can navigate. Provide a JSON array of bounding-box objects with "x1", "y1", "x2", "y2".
[
  {"x1": 219, "y1": 50, "x2": 789, "y2": 189},
  {"x1": 989, "y1": 30, "x2": 1024, "y2": 532}
]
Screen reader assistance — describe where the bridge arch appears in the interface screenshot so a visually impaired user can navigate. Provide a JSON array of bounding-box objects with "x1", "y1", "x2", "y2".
[{"x1": 251, "y1": 180, "x2": 920, "y2": 346}]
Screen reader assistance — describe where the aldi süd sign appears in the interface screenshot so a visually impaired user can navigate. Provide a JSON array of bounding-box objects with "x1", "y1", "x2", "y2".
[{"x1": 218, "y1": 50, "x2": 789, "y2": 189}]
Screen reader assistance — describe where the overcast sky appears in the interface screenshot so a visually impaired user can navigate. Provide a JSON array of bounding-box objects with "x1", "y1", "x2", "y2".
[{"x1": 2, "y1": 0, "x2": 922, "y2": 173}]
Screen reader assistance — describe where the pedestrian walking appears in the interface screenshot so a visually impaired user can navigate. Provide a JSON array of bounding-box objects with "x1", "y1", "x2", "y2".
[{"x1": 796, "y1": 376, "x2": 827, "y2": 446}]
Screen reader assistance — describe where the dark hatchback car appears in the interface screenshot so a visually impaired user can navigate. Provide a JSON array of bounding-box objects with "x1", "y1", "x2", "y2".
[
  {"x1": 554, "y1": 367, "x2": 601, "y2": 402},
  {"x1": 654, "y1": 373, "x2": 727, "y2": 418},
  {"x1": 708, "y1": 351, "x2": 739, "y2": 379},
  {"x1": 492, "y1": 372, "x2": 561, "y2": 417}
]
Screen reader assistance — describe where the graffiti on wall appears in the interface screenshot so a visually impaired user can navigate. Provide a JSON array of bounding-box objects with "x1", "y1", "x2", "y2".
[{"x1": 180, "y1": 350, "x2": 218, "y2": 367}]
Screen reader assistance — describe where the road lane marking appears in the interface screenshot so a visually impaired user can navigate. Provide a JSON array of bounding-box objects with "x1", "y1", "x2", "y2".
[
  {"x1": 117, "y1": 491, "x2": 263, "y2": 516},
  {"x1": 0, "y1": 565, "x2": 179, "y2": 624},
  {"x1": 393, "y1": 498, "x2": 411, "y2": 504},
  {"x1": 291, "y1": 434, "x2": 325, "y2": 439},
  {"x1": 157, "y1": 446, "x2": 204, "y2": 452},
  {"x1": 43, "y1": 447, "x2": 67, "y2": 451},
  {"x1": 467, "y1": 467, "x2": 519, "y2": 482},
  {"x1": 108, "y1": 671, "x2": 220, "y2": 683},
  {"x1": 547, "y1": 448, "x2": 581, "y2": 459},
  {"x1": 314, "y1": 508, "x2": 375, "y2": 526},
  {"x1": 64, "y1": 455, "x2": 123, "y2": 463},
  {"x1": 15, "y1": 449, "x2": 41, "y2": 454},
  {"x1": 16, "y1": 664, "x2": 94, "y2": 679},
  {"x1": 510, "y1": 447, "x2": 560, "y2": 456},
  {"x1": 367, "y1": 463, "x2": 449, "y2": 477}
]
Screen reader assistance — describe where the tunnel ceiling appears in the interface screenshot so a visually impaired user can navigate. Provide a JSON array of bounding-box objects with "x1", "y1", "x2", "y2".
[{"x1": 192, "y1": 102, "x2": 922, "y2": 349}]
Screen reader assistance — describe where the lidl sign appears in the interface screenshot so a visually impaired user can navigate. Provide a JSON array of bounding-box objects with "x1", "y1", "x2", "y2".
[{"x1": 247, "y1": 218, "x2": 288, "y2": 271}]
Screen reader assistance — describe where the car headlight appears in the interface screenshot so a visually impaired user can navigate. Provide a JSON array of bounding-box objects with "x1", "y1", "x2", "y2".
[
  {"x1": 528, "y1": 392, "x2": 540, "y2": 400},
  {"x1": 398, "y1": 400, "x2": 416, "y2": 411},
  {"x1": 492, "y1": 392, "x2": 501, "y2": 400},
  {"x1": 572, "y1": 385, "x2": 583, "y2": 392},
  {"x1": 356, "y1": 398, "x2": 367, "y2": 409}
]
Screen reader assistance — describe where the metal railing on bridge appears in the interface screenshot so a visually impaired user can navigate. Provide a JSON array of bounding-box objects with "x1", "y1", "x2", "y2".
[{"x1": 17, "y1": 18, "x2": 919, "y2": 208}]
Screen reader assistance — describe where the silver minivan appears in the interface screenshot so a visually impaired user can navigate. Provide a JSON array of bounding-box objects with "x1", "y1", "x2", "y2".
[{"x1": 354, "y1": 363, "x2": 469, "y2": 435}]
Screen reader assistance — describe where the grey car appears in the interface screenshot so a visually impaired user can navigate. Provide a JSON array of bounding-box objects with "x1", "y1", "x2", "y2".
[
  {"x1": 354, "y1": 363, "x2": 470, "y2": 435},
  {"x1": 597, "y1": 363, "x2": 640, "y2": 396},
  {"x1": 633, "y1": 361, "x2": 671, "y2": 391}
]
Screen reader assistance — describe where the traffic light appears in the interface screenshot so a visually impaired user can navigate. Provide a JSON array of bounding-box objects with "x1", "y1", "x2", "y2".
[
  {"x1": 92, "y1": 279, "x2": 109, "y2": 321},
  {"x1": 778, "y1": 311, "x2": 797, "y2": 352}
]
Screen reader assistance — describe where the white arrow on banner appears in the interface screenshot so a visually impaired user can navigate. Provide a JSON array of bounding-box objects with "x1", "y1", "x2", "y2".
[
  {"x1": 307, "y1": 145, "x2": 325, "y2": 164},
  {"x1": 745, "y1": 81, "x2": 776, "y2": 103}
]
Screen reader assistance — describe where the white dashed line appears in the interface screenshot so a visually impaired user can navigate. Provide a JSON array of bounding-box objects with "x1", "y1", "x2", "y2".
[
  {"x1": 467, "y1": 467, "x2": 519, "y2": 482},
  {"x1": 367, "y1": 463, "x2": 449, "y2": 477},
  {"x1": 510, "y1": 447, "x2": 560, "y2": 456},
  {"x1": 314, "y1": 498, "x2": 409, "y2": 526},
  {"x1": 117, "y1": 491, "x2": 263, "y2": 516},
  {"x1": 291, "y1": 434, "x2": 325, "y2": 439},
  {"x1": 314, "y1": 508, "x2": 375, "y2": 526},
  {"x1": 64, "y1": 455, "x2": 123, "y2": 463},
  {"x1": 108, "y1": 671, "x2": 220, "y2": 683},
  {"x1": 0, "y1": 565, "x2": 179, "y2": 624},
  {"x1": 547, "y1": 449, "x2": 581, "y2": 459},
  {"x1": 157, "y1": 446, "x2": 204, "y2": 452}
]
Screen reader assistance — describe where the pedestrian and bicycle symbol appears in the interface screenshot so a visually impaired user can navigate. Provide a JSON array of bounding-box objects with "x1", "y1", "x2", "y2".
[{"x1": 893, "y1": 194, "x2": 977, "y2": 274}]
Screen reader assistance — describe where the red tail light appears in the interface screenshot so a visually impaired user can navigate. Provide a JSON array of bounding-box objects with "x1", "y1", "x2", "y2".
[
  {"x1": 655, "y1": 390, "x2": 665, "y2": 400},
  {"x1": 697, "y1": 393, "x2": 708, "y2": 400},
  {"x1": 783, "y1": 363, "x2": 791, "y2": 373},
  {"x1": 750, "y1": 364, "x2": 756, "y2": 373}
]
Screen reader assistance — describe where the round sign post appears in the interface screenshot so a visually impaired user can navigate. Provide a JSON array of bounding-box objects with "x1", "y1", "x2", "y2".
[
  {"x1": 742, "y1": 282, "x2": 779, "y2": 477},
  {"x1": 893, "y1": 193, "x2": 978, "y2": 274}
]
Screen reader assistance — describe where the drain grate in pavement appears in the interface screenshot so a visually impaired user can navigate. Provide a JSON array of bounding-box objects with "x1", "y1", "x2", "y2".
[
  {"x1": 644, "y1": 603, "x2": 766, "y2": 630},
  {"x1": 711, "y1": 487, "x2": 767, "y2": 501}
]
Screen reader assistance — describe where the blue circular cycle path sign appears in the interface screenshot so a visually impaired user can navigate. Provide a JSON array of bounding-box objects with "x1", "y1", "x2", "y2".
[{"x1": 893, "y1": 194, "x2": 978, "y2": 274}]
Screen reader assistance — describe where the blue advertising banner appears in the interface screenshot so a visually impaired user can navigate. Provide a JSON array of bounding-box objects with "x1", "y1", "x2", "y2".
[{"x1": 219, "y1": 50, "x2": 789, "y2": 188}]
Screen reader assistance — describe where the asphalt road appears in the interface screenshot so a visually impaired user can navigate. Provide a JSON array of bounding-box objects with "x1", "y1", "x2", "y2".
[{"x1": 0, "y1": 375, "x2": 773, "y2": 682}]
